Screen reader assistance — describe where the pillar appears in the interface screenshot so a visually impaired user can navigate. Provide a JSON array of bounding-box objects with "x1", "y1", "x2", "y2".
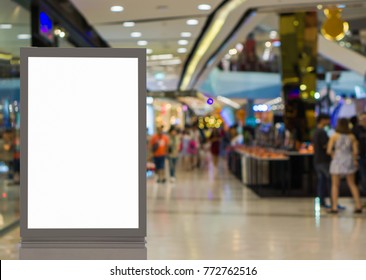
[{"x1": 280, "y1": 12, "x2": 318, "y2": 146}]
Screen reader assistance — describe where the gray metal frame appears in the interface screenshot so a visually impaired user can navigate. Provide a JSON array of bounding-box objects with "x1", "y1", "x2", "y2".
[{"x1": 20, "y1": 48, "x2": 146, "y2": 242}]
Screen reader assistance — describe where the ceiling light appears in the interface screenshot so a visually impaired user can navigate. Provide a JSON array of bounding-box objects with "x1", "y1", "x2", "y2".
[
  {"x1": 17, "y1": 34, "x2": 31, "y2": 40},
  {"x1": 235, "y1": 43, "x2": 244, "y2": 52},
  {"x1": 137, "y1": 40, "x2": 148, "y2": 46},
  {"x1": 123, "y1": 21, "x2": 135, "y2": 27},
  {"x1": 317, "y1": 4, "x2": 323, "y2": 10},
  {"x1": 178, "y1": 39, "x2": 189, "y2": 45},
  {"x1": 337, "y1": 4, "x2": 346, "y2": 9},
  {"x1": 160, "y1": 59, "x2": 181, "y2": 66},
  {"x1": 228, "y1": 48, "x2": 237, "y2": 55},
  {"x1": 0, "y1": 24, "x2": 12, "y2": 29},
  {"x1": 198, "y1": 4, "x2": 211, "y2": 11},
  {"x1": 265, "y1": 41, "x2": 272, "y2": 48},
  {"x1": 181, "y1": 32, "x2": 192, "y2": 38},
  {"x1": 186, "y1": 19, "x2": 199, "y2": 26},
  {"x1": 269, "y1": 31, "x2": 277, "y2": 39},
  {"x1": 131, "y1": 32, "x2": 142, "y2": 38},
  {"x1": 150, "y1": 54, "x2": 174, "y2": 60},
  {"x1": 217, "y1": 96, "x2": 240, "y2": 109},
  {"x1": 177, "y1": 48, "x2": 187, "y2": 53},
  {"x1": 110, "y1": 6, "x2": 124, "y2": 12},
  {"x1": 147, "y1": 59, "x2": 181, "y2": 66},
  {"x1": 146, "y1": 49, "x2": 153, "y2": 54}
]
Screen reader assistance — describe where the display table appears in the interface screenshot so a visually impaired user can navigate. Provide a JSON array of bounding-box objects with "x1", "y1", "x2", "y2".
[
  {"x1": 284, "y1": 151, "x2": 315, "y2": 196},
  {"x1": 228, "y1": 147, "x2": 315, "y2": 197}
]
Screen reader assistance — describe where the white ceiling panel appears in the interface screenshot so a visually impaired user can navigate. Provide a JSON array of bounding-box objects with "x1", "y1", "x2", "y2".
[
  {"x1": 0, "y1": 0, "x2": 31, "y2": 56},
  {"x1": 71, "y1": 0, "x2": 222, "y2": 24},
  {"x1": 69, "y1": 0, "x2": 223, "y2": 91}
]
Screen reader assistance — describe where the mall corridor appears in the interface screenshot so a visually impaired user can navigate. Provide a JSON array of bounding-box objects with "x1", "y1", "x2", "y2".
[{"x1": 2, "y1": 159, "x2": 365, "y2": 260}]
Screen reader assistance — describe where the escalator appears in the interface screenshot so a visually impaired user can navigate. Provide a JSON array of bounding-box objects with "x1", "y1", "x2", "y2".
[
  {"x1": 180, "y1": 0, "x2": 366, "y2": 91},
  {"x1": 318, "y1": 34, "x2": 366, "y2": 77}
]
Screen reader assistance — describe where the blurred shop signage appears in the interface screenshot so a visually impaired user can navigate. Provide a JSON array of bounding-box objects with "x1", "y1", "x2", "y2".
[
  {"x1": 147, "y1": 90, "x2": 197, "y2": 98},
  {"x1": 253, "y1": 104, "x2": 269, "y2": 112}
]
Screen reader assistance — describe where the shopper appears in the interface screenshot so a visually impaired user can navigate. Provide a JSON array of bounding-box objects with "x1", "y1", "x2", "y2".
[
  {"x1": 168, "y1": 126, "x2": 180, "y2": 182},
  {"x1": 327, "y1": 118, "x2": 362, "y2": 213},
  {"x1": 180, "y1": 129, "x2": 193, "y2": 171},
  {"x1": 352, "y1": 113, "x2": 366, "y2": 194},
  {"x1": 191, "y1": 125, "x2": 202, "y2": 168},
  {"x1": 312, "y1": 114, "x2": 332, "y2": 208},
  {"x1": 210, "y1": 128, "x2": 221, "y2": 169},
  {"x1": 0, "y1": 130, "x2": 15, "y2": 180},
  {"x1": 150, "y1": 126, "x2": 169, "y2": 184},
  {"x1": 201, "y1": 138, "x2": 211, "y2": 169}
]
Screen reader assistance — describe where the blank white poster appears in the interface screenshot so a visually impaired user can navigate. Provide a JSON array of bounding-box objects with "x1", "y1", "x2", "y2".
[{"x1": 27, "y1": 57, "x2": 139, "y2": 229}]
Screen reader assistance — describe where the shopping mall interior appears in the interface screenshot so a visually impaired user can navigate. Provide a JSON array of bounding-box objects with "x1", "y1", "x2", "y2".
[{"x1": 1, "y1": 0, "x2": 366, "y2": 259}]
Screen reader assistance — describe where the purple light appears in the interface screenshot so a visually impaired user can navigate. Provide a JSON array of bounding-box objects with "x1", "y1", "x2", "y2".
[
  {"x1": 207, "y1": 98, "x2": 214, "y2": 105},
  {"x1": 182, "y1": 105, "x2": 188, "y2": 112}
]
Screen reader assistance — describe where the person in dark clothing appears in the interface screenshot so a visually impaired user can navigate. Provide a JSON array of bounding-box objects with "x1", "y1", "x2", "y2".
[
  {"x1": 313, "y1": 114, "x2": 332, "y2": 207},
  {"x1": 312, "y1": 114, "x2": 344, "y2": 210},
  {"x1": 352, "y1": 113, "x2": 366, "y2": 194},
  {"x1": 350, "y1": 116, "x2": 358, "y2": 132}
]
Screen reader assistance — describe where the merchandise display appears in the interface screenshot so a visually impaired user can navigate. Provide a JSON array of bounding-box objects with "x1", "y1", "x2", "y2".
[
  {"x1": 235, "y1": 146, "x2": 288, "y2": 159},
  {"x1": 228, "y1": 145, "x2": 315, "y2": 196}
]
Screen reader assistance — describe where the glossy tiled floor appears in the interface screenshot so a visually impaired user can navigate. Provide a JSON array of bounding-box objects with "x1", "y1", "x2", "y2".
[{"x1": 2, "y1": 158, "x2": 366, "y2": 259}]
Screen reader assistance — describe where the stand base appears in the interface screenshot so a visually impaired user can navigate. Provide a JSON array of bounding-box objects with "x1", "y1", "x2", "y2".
[{"x1": 20, "y1": 242, "x2": 147, "y2": 260}]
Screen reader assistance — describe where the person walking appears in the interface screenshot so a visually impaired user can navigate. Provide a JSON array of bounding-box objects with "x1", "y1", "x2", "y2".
[
  {"x1": 181, "y1": 129, "x2": 193, "y2": 171},
  {"x1": 210, "y1": 129, "x2": 221, "y2": 170},
  {"x1": 312, "y1": 114, "x2": 332, "y2": 208},
  {"x1": 327, "y1": 118, "x2": 362, "y2": 213},
  {"x1": 168, "y1": 126, "x2": 180, "y2": 182},
  {"x1": 150, "y1": 126, "x2": 169, "y2": 184},
  {"x1": 191, "y1": 125, "x2": 202, "y2": 168}
]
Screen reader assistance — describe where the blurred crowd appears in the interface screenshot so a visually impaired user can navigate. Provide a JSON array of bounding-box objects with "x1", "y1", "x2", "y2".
[
  {"x1": 147, "y1": 124, "x2": 243, "y2": 184},
  {"x1": 0, "y1": 129, "x2": 20, "y2": 185}
]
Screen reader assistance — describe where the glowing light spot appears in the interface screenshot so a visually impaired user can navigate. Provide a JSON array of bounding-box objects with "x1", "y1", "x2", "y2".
[{"x1": 207, "y1": 98, "x2": 214, "y2": 105}]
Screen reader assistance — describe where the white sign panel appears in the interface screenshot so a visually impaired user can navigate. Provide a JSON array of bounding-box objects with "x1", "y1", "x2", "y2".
[{"x1": 21, "y1": 49, "x2": 145, "y2": 236}]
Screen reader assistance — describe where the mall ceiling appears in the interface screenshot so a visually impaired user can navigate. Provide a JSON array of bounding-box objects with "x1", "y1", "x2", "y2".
[
  {"x1": 70, "y1": 0, "x2": 366, "y2": 92},
  {"x1": 1, "y1": 0, "x2": 366, "y2": 91},
  {"x1": 69, "y1": 0, "x2": 223, "y2": 91},
  {"x1": 0, "y1": 1, "x2": 30, "y2": 56},
  {"x1": 0, "y1": 0, "x2": 74, "y2": 56}
]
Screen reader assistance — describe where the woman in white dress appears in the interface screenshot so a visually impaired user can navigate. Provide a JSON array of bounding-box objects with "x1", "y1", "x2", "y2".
[{"x1": 327, "y1": 118, "x2": 362, "y2": 214}]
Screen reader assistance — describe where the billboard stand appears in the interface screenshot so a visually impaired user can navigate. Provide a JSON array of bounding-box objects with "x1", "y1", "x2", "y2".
[{"x1": 20, "y1": 48, "x2": 146, "y2": 260}]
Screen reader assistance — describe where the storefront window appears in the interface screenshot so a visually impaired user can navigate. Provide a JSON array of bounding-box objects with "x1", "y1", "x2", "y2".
[{"x1": 0, "y1": 0, "x2": 30, "y2": 232}]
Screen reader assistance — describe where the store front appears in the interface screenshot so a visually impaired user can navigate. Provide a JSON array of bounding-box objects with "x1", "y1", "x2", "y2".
[
  {"x1": 0, "y1": 0, "x2": 101, "y2": 235},
  {"x1": 0, "y1": 0, "x2": 30, "y2": 233}
]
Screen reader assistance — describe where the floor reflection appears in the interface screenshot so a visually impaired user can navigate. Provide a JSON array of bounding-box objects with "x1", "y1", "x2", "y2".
[{"x1": 2, "y1": 159, "x2": 366, "y2": 259}]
